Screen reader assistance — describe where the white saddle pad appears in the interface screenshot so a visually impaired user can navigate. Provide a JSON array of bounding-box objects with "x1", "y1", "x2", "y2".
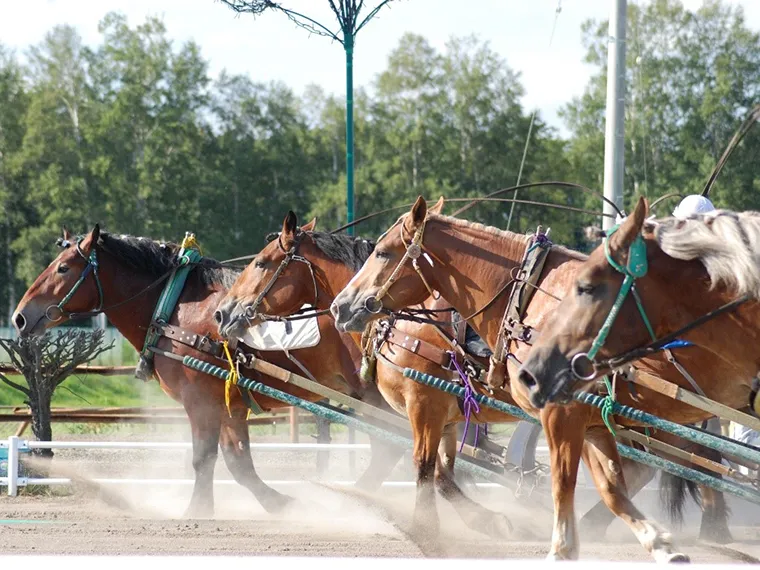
[{"x1": 239, "y1": 304, "x2": 321, "y2": 351}]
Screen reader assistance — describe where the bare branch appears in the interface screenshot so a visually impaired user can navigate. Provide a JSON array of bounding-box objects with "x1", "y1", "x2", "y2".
[
  {"x1": 0, "y1": 371, "x2": 30, "y2": 396},
  {"x1": 355, "y1": 0, "x2": 395, "y2": 33},
  {"x1": 219, "y1": 0, "x2": 342, "y2": 42}
]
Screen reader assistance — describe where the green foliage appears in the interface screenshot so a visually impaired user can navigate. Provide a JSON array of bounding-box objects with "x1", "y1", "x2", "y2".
[{"x1": 3, "y1": 2, "x2": 760, "y2": 324}]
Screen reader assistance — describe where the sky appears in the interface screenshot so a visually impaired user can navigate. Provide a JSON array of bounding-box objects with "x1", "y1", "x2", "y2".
[{"x1": 3, "y1": 0, "x2": 760, "y2": 137}]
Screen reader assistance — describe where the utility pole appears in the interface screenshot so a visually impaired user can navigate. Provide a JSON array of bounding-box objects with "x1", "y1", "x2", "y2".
[{"x1": 602, "y1": 0, "x2": 627, "y2": 230}]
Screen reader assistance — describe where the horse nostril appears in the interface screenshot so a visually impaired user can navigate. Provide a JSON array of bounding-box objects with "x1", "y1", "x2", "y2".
[
  {"x1": 213, "y1": 310, "x2": 224, "y2": 325},
  {"x1": 13, "y1": 312, "x2": 26, "y2": 332},
  {"x1": 518, "y1": 368, "x2": 538, "y2": 390}
]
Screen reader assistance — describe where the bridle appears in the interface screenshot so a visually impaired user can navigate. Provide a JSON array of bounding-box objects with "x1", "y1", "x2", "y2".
[
  {"x1": 363, "y1": 217, "x2": 440, "y2": 315},
  {"x1": 238, "y1": 230, "x2": 321, "y2": 325},
  {"x1": 570, "y1": 224, "x2": 750, "y2": 380},
  {"x1": 46, "y1": 237, "x2": 104, "y2": 322},
  {"x1": 45, "y1": 236, "x2": 196, "y2": 324}
]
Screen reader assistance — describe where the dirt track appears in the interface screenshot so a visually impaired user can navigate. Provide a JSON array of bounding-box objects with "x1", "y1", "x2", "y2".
[
  {"x1": 4, "y1": 484, "x2": 760, "y2": 562},
  {"x1": 3, "y1": 431, "x2": 760, "y2": 562}
]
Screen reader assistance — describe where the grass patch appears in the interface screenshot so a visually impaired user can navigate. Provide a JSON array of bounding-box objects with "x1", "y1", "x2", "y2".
[{"x1": 0, "y1": 374, "x2": 172, "y2": 408}]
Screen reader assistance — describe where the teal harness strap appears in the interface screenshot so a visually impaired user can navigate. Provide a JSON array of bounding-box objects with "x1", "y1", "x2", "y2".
[
  {"x1": 583, "y1": 225, "x2": 657, "y2": 437},
  {"x1": 138, "y1": 247, "x2": 203, "y2": 376}
]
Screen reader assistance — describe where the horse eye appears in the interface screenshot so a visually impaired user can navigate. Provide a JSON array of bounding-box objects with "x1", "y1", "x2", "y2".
[
  {"x1": 375, "y1": 250, "x2": 390, "y2": 259},
  {"x1": 255, "y1": 260, "x2": 266, "y2": 269},
  {"x1": 576, "y1": 283, "x2": 595, "y2": 296},
  {"x1": 58, "y1": 264, "x2": 69, "y2": 274}
]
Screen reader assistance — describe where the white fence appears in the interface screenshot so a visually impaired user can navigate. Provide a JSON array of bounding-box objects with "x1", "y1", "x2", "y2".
[{"x1": 0, "y1": 435, "x2": 552, "y2": 497}]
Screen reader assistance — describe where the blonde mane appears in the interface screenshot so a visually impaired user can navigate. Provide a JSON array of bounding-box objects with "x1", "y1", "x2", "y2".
[{"x1": 654, "y1": 210, "x2": 760, "y2": 298}]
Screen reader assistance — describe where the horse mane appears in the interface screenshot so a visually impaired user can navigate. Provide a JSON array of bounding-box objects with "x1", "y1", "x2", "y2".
[
  {"x1": 654, "y1": 210, "x2": 760, "y2": 298},
  {"x1": 93, "y1": 232, "x2": 241, "y2": 289},
  {"x1": 265, "y1": 230, "x2": 376, "y2": 271},
  {"x1": 426, "y1": 212, "x2": 588, "y2": 261}
]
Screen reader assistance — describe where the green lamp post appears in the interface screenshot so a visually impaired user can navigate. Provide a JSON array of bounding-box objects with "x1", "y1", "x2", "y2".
[{"x1": 219, "y1": 0, "x2": 398, "y2": 234}]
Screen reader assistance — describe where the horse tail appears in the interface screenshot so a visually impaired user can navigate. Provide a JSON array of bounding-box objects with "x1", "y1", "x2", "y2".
[{"x1": 659, "y1": 471, "x2": 701, "y2": 525}]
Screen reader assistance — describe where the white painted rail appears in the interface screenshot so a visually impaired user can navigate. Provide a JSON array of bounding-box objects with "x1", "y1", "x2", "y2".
[{"x1": 0, "y1": 435, "x2": 550, "y2": 497}]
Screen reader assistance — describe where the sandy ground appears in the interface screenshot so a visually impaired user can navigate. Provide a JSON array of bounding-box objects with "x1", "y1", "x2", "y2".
[{"x1": 3, "y1": 430, "x2": 760, "y2": 562}]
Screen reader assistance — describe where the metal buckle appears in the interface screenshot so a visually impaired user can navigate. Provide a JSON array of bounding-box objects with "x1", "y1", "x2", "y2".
[{"x1": 571, "y1": 352, "x2": 597, "y2": 381}]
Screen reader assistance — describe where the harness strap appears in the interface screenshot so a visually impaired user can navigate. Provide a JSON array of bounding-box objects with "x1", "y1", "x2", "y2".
[
  {"x1": 385, "y1": 328, "x2": 454, "y2": 369},
  {"x1": 136, "y1": 245, "x2": 203, "y2": 381},
  {"x1": 486, "y1": 228, "x2": 552, "y2": 389}
]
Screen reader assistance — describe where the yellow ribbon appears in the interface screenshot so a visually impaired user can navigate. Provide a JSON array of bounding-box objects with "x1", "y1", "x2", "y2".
[
  {"x1": 181, "y1": 232, "x2": 204, "y2": 255},
  {"x1": 222, "y1": 340, "x2": 238, "y2": 418}
]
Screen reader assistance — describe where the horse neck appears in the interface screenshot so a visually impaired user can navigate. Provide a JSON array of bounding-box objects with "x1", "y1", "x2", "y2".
[
  {"x1": 316, "y1": 256, "x2": 366, "y2": 350},
  {"x1": 97, "y1": 255, "x2": 219, "y2": 352},
  {"x1": 315, "y1": 256, "x2": 358, "y2": 310},
  {"x1": 424, "y1": 218, "x2": 529, "y2": 349}
]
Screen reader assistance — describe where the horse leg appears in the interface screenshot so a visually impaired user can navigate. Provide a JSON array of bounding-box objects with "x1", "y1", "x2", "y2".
[
  {"x1": 579, "y1": 451, "x2": 656, "y2": 536},
  {"x1": 219, "y1": 414, "x2": 295, "y2": 514},
  {"x1": 404, "y1": 400, "x2": 445, "y2": 538},
  {"x1": 353, "y1": 436, "x2": 406, "y2": 493},
  {"x1": 183, "y1": 396, "x2": 221, "y2": 519},
  {"x1": 698, "y1": 484, "x2": 732, "y2": 544},
  {"x1": 433, "y1": 423, "x2": 513, "y2": 539},
  {"x1": 582, "y1": 426, "x2": 689, "y2": 563},
  {"x1": 656, "y1": 431, "x2": 733, "y2": 544},
  {"x1": 542, "y1": 407, "x2": 586, "y2": 560}
]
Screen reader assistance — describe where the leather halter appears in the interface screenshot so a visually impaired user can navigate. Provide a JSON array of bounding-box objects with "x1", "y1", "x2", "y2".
[
  {"x1": 363, "y1": 217, "x2": 439, "y2": 314},
  {"x1": 239, "y1": 230, "x2": 319, "y2": 325}
]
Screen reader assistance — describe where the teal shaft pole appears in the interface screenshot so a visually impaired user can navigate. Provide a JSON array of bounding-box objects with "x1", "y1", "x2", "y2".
[
  {"x1": 345, "y1": 33, "x2": 355, "y2": 236},
  {"x1": 402, "y1": 368, "x2": 760, "y2": 505},
  {"x1": 180, "y1": 355, "x2": 515, "y2": 485}
]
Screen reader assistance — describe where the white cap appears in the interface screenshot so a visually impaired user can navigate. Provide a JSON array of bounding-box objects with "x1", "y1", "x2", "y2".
[{"x1": 672, "y1": 195, "x2": 716, "y2": 219}]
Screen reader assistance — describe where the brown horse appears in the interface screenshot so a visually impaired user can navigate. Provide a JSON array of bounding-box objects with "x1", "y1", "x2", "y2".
[
  {"x1": 11, "y1": 225, "x2": 404, "y2": 518},
  {"x1": 214, "y1": 208, "x2": 517, "y2": 539},
  {"x1": 331, "y1": 196, "x2": 733, "y2": 561}
]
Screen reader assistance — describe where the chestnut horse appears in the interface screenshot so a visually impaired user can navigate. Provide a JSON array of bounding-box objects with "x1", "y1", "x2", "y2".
[
  {"x1": 12, "y1": 225, "x2": 404, "y2": 517},
  {"x1": 214, "y1": 209, "x2": 517, "y2": 539},
  {"x1": 331, "y1": 196, "x2": 733, "y2": 561}
]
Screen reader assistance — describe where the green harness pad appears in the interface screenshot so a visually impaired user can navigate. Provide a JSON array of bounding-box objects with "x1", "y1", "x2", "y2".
[{"x1": 135, "y1": 248, "x2": 203, "y2": 381}]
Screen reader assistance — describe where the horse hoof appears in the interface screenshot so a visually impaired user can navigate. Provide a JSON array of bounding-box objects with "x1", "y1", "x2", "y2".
[
  {"x1": 699, "y1": 527, "x2": 733, "y2": 545},
  {"x1": 183, "y1": 505, "x2": 214, "y2": 519},
  {"x1": 484, "y1": 513, "x2": 513, "y2": 539},
  {"x1": 666, "y1": 553, "x2": 690, "y2": 564},
  {"x1": 546, "y1": 552, "x2": 575, "y2": 561},
  {"x1": 263, "y1": 493, "x2": 296, "y2": 515}
]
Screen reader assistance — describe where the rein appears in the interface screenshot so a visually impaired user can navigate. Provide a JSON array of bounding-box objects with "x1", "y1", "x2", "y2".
[{"x1": 572, "y1": 225, "x2": 750, "y2": 380}]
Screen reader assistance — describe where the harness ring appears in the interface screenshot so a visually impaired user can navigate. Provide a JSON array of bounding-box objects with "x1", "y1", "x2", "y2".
[
  {"x1": 570, "y1": 352, "x2": 597, "y2": 381},
  {"x1": 364, "y1": 296, "x2": 384, "y2": 314}
]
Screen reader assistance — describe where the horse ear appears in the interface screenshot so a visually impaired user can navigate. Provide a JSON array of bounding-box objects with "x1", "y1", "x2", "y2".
[
  {"x1": 410, "y1": 196, "x2": 427, "y2": 229},
  {"x1": 282, "y1": 211, "x2": 298, "y2": 237},
  {"x1": 80, "y1": 224, "x2": 101, "y2": 253},
  {"x1": 611, "y1": 197, "x2": 649, "y2": 251},
  {"x1": 62, "y1": 226, "x2": 73, "y2": 241},
  {"x1": 301, "y1": 216, "x2": 317, "y2": 232},
  {"x1": 429, "y1": 196, "x2": 445, "y2": 215}
]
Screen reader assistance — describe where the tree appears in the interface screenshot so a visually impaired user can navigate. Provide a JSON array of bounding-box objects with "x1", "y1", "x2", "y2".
[
  {"x1": 0, "y1": 330, "x2": 113, "y2": 457},
  {"x1": 0, "y1": 46, "x2": 29, "y2": 326},
  {"x1": 218, "y1": 0, "x2": 399, "y2": 234},
  {"x1": 561, "y1": 0, "x2": 760, "y2": 215}
]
